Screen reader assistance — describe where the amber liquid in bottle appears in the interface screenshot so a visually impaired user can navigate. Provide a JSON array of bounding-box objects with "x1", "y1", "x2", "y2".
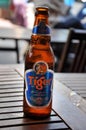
[{"x1": 23, "y1": 7, "x2": 55, "y2": 119}]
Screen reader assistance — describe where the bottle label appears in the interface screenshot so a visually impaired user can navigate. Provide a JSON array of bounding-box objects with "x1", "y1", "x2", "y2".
[
  {"x1": 25, "y1": 61, "x2": 53, "y2": 107},
  {"x1": 32, "y1": 21, "x2": 50, "y2": 35}
]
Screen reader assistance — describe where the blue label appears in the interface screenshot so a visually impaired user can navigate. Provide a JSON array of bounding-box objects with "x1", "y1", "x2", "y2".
[
  {"x1": 32, "y1": 21, "x2": 50, "y2": 35},
  {"x1": 25, "y1": 61, "x2": 53, "y2": 107}
]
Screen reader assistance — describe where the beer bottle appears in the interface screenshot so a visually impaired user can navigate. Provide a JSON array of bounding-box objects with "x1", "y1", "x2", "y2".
[{"x1": 23, "y1": 6, "x2": 55, "y2": 119}]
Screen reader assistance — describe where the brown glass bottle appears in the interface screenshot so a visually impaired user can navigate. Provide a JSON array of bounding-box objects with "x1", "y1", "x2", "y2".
[{"x1": 23, "y1": 6, "x2": 55, "y2": 119}]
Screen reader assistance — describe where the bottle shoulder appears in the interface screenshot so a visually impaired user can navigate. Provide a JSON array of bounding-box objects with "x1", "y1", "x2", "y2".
[{"x1": 25, "y1": 45, "x2": 54, "y2": 63}]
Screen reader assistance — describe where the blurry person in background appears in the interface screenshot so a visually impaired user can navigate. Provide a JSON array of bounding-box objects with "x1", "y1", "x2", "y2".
[
  {"x1": 54, "y1": 1, "x2": 86, "y2": 29},
  {"x1": 10, "y1": 0, "x2": 28, "y2": 27}
]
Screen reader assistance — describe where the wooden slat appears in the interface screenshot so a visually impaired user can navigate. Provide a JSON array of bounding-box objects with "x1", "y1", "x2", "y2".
[
  {"x1": 0, "y1": 96, "x2": 23, "y2": 103},
  {"x1": 0, "y1": 122, "x2": 69, "y2": 130},
  {"x1": 0, "y1": 76, "x2": 22, "y2": 80},
  {"x1": 0, "y1": 88, "x2": 23, "y2": 94},
  {"x1": 0, "y1": 81, "x2": 24, "y2": 85},
  {"x1": 0, "y1": 106, "x2": 23, "y2": 114},
  {"x1": 0, "y1": 84, "x2": 23, "y2": 89},
  {"x1": 0, "y1": 76, "x2": 22, "y2": 82},
  {"x1": 65, "y1": 85, "x2": 86, "y2": 88},
  {"x1": 0, "y1": 69, "x2": 14, "y2": 72},
  {"x1": 0, "y1": 112, "x2": 24, "y2": 120},
  {"x1": 0, "y1": 92, "x2": 23, "y2": 98},
  {"x1": 0, "y1": 71, "x2": 18, "y2": 75},
  {"x1": 0, "y1": 101, "x2": 23, "y2": 108},
  {"x1": 0, "y1": 68, "x2": 14, "y2": 71},
  {"x1": 55, "y1": 73, "x2": 86, "y2": 79},
  {"x1": 58, "y1": 80, "x2": 86, "y2": 84},
  {"x1": 0, "y1": 116, "x2": 62, "y2": 128}
]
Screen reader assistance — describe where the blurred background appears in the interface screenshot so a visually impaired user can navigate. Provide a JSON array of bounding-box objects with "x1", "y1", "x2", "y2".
[{"x1": 0, "y1": 0, "x2": 86, "y2": 70}]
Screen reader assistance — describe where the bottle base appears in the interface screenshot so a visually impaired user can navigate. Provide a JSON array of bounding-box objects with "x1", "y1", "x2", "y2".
[{"x1": 24, "y1": 112, "x2": 50, "y2": 120}]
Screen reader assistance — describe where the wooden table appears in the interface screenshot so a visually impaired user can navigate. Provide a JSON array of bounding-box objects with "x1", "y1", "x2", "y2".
[
  {"x1": 0, "y1": 64, "x2": 86, "y2": 130},
  {"x1": 0, "y1": 27, "x2": 69, "y2": 63}
]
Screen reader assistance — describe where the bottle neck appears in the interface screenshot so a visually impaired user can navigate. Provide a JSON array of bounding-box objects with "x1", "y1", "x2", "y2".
[
  {"x1": 31, "y1": 7, "x2": 51, "y2": 46},
  {"x1": 32, "y1": 14, "x2": 50, "y2": 35},
  {"x1": 34, "y1": 14, "x2": 49, "y2": 26}
]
